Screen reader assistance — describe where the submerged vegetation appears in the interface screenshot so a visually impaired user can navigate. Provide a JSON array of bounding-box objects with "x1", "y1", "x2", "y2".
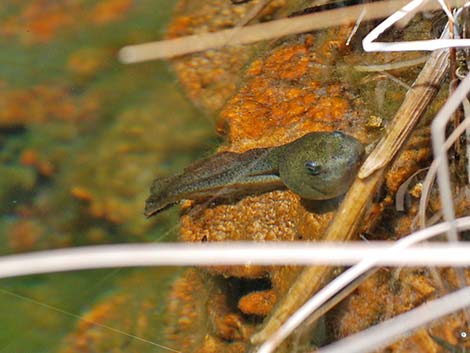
[{"x1": 0, "y1": 1, "x2": 217, "y2": 351}]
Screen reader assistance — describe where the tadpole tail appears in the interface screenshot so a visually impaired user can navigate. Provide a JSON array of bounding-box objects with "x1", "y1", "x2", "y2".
[{"x1": 144, "y1": 148, "x2": 279, "y2": 218}]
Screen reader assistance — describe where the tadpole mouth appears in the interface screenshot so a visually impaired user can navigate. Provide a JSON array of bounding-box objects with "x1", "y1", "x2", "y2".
[
  {"x1": 307, "y1": 183, "x2": 327, "y2": 198},
  {"x1": 144, "y1": 198, "x2": 173, "y2": 218},
  {"x1": 144, "y1": 197, "x2": 156, "y2": 218}
]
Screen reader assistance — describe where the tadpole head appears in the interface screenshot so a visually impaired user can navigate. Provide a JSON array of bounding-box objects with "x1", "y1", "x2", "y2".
[
  {"x1": 278, "y1": 131, "x2": 364, "y2": 200},
  {"x1": 144, "y1": 176, "x2": 174, "y2": 218}
]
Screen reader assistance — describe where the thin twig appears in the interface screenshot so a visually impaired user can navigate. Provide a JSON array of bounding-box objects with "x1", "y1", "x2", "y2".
[{"x1": 381, "y1": 71, "x2": 413, "y2": 90}]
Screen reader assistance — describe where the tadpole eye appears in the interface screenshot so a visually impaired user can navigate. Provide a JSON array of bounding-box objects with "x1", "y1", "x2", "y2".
[{"x1": 305, "y1": 161, "x2": 322, "y2": 175}]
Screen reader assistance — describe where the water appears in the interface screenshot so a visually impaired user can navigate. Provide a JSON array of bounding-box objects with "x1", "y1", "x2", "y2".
[
  {"x1": 0, "y1": 1, "x2": 217, "y2": 351},
  {"x1": 0, "y1": 1, "x2": 466, "y2": 352}
]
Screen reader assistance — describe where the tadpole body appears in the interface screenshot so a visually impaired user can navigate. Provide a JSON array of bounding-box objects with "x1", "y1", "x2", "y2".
[{"x1": 145, "y1": 131, "x2": 364, "y2": 218}]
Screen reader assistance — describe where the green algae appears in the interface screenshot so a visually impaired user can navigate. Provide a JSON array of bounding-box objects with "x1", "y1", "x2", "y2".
[
  {"x1": 0, "y1": 165, "x2": 35, "y2": 211},
  {"x1": 0, "y1": 0, "x2": 217, "y2": 351},
  {"x1": 0, "y1": 271, "x2": 119, "y2": 353}
]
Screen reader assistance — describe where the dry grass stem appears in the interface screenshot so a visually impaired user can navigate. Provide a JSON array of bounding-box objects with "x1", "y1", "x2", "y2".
[
  {"x1": 119, "y1": 0, "x2": 463, "y2": 63},
  {"x1": 381, "y1": 71, "x2": 413, "y2": 90},
  {"x1": 430, "y1": 71, "x2": 470, "y2": 325},
  {"x1": 418, "y1": 107, "x2": 470, "y2": 228},
  {"x1": 346, "y1": 7, "x2": 366, "y2": 45},
  {"x1": 362, "y1": 0, "x2": 470, "y2": 52},
  {"x1": 353, "y1": 55, "x2": 428, "y2": 72}
]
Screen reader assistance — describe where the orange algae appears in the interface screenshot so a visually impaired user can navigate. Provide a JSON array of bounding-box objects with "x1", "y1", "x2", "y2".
[
  {"x1": 166, "y1": 0, "x2": 287, "y2": 113},
  {"x1": 0, "y1": 0, "x2": 135, "y2": 43},
  {"x1": 164, "y1": 269, "x2": 210, "y2": 351},
  {"x1": 0, "y1": 85, "x2": 98, "y2": 127},
  {"x1": 220, "y1": 33, "x2": 367, "y2": 148},
  {"x1": 208, "y1": 291, "x2": 253, "y2": 341},
  {"x1": 7, "y1": 219, "x2": 44, "y2": 252},
  {"x1": 164, "y1": 269, "x2": 256, "y2": 352},
  {"x1": 429, "y1": 313, "x2": 470, "y2": 351},
  {"x1": 181, "y1": 191, "x2": 334, "y2": 278},
  {"x1": 336, "y1": 268, "x2": 470, "y2": 353},
  {"x1": 0, "y1": 1, "x2": 76, "y2": 43},
  {"x1": 336, "y1": 272, "x2": 391, "y2": 337},
  {"x1": 20, "y1": 2, "x2": 73, "y2": 43},
  {"x1": 385, "y1": 127, "x2": 431, "y2": 194},
  {"x1": 335, "y1": 192, "x2": 470, "y2": 353},
  {"x1": 19, "y1": 150, "x2": 38, "y2": 166},
  {"x1": 59, "y1": 270, "x2": 177, "y2": 353},
  {"x1": 91, "y1": 0, "x2": 133, "y2": 25},
  {"x1": 0, "y1": 1, "x2": 222, "y2": 351},
  {"x1": 238, "y1": 290, "x2": 277, "y2": 316},
  {"x1": 67, "y1": 48, "x2": 110, "y2": 77},
  {"x1": 70, "y1": 186, "x2": 94, "y2": 202},
  {"x1": 20, "y1": 149, "x2": 55, "y2": 176}
]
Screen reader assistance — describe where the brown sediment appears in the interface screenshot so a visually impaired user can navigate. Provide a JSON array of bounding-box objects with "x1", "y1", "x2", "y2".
[{"x1": 238, "y1": 289, "x2": 277, "y2": 317}]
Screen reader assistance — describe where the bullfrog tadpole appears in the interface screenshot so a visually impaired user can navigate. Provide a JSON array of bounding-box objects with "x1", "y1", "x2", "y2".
[{"x1": 145, "y1": 131, "x2": 364, "y2": 218}]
